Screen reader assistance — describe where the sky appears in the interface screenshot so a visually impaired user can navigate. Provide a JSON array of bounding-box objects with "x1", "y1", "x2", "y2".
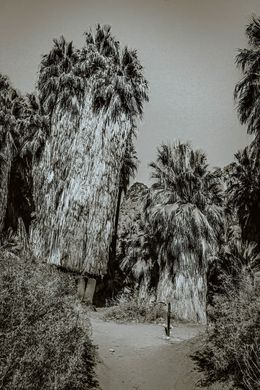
[{"x1": 0, "y1": 0, "x2": 259, "y2": 184}]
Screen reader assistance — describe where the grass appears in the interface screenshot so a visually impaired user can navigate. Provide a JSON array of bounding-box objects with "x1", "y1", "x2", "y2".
[{"x1": 0, "y1": 240, "x2": 98, "y2": 390}]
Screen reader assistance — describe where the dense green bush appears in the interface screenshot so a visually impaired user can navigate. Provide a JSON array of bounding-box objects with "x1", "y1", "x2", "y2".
[
  {"x1": 194, "y1": 270, "x2": 260, "y2": 390},
  {"x1": 0, "y1": 246, "x2": 98, "y2": 390}
]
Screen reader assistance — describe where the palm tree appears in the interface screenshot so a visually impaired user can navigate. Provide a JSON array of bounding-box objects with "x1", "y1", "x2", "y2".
[
  {"x1": 110, "y1": 132, "x2": 139, "y2": 258},
  {"x1": 38, "y1": 36, "x2": 84, "y2": 125},
  {"x1": 103, "y1": 132, "x2": 139, "y2": 299},
  {"x1": 30, "y1": 26, "x2": 149, "y2": 302},
  {"x1": 145, "y1": 141, "x2": 224, "y2": 323},
  {"x1": 19, "y1": 93, "x2": 49, "y2": 159},
  {"x1": 227, "y1": 145, "x2": 260, "y2": 246},
  {"x1": 0, "y1": 75, "x2": 25, "y2": 233},
  {"x1": 235, "y1": 15, "x2": 260, "y2": 146},
  {"x1": 91, "y1": 44, "x2": 149, "y2": 126},
  {"x1": 232, "y1": 15, "x2": 260, "y2": 248},
  {"x1": 0, "y1": 73, "x2": 49, "y2": 236},
  {"x1": 115, "y1": 181, "x2": 154, "y2": 300},
  {"x1": 6, "y1": 93, "x2": 49, "y2": 233}
]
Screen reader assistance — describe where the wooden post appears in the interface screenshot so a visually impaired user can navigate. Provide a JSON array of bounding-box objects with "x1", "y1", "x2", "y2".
[{"x1": 167, "y1": 302, "x2": 171, "y2": 337}]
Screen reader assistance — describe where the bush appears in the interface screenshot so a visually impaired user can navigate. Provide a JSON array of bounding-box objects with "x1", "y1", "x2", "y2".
[
  {"x1": 0, "y1": 247, "x2": 98, "y2": 390},
  {"x1": 194, "y1": 271, "x2": 260, "y2": 390},
  {"x1": 104, "y1": 293, "x2": 166, "y2": 323}
]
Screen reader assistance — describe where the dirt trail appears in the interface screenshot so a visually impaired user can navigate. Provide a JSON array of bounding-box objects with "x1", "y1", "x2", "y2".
[{"x1": 89, "y1": 309, "x2": 207, "y2": 390}]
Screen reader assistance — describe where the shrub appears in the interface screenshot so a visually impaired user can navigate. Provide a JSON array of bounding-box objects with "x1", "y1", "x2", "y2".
[
  {"x1": 104, "y1": 293, "x2": 166, "y2": 323},
  {"x1": 0, "y1": 247, "x2": 98, "y2": 390},
  {"x1": 194, "y1": 271, "x2": 260, "y2": 390}
]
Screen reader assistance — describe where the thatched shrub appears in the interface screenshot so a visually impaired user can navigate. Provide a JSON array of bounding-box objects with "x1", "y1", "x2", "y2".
[{"x1": 0, "y1": 244, "x2": 98, "y2": 390}]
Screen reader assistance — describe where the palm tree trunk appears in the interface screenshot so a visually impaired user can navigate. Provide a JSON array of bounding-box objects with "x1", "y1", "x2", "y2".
[
  {"x1": 30, "y1": 95, "x2": 131, "y2": 277},
  {"x1": 0, "y1": 142, "x2": 12, "y2": 234},
  {"x1": 110, "y1": 185, "x2": 123, "y2": 262}
]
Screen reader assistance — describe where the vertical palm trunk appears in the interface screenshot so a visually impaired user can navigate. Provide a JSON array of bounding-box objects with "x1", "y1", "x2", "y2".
[
  {"x1": 0, "y1": 142, "x2": 12, "y2": 234},
  {"x1": 30, "y1": 95, "x2": 131, "y2": 276},
  {"x1": 110, "y1": 186, "x2": 123, "y2": 262}
]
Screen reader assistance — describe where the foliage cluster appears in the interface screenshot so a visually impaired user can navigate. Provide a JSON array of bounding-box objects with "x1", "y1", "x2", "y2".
[
  {"x1": 104, "y1": 293, "x2": 166, "y2": 324},
  {"x1": 196, "y1": 16, "x2": 260, "y2": 389},
  {"x1": 0, "y1": 240, "x2": 98, "y2": 390},
  {"x1": 195, "y1": 267, "x2": 259, "y2": 390}
]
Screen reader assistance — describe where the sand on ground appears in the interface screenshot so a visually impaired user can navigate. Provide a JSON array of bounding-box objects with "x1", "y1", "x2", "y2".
[{"x1": 89, "y1": 309, "x2": 209, "y2": 390}]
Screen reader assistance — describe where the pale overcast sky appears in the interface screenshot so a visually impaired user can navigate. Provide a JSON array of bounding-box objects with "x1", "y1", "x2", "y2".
[{"x1": 0, "y1": 0, "x2": 259, "y2": 183}]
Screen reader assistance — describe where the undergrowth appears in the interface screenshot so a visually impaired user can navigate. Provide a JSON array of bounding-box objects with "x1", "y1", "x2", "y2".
[
  {"x1": 193, "y1": 271, "x2": 260, "y2": 390},
  {"x1": 0, "y1": 242, "x2": 98, "y2": 390},
  {"x1": 104, "y1": 293, "x2": 166, "y2": 323}
]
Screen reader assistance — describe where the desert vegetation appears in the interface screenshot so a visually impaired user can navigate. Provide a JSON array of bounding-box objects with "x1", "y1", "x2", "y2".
[
  {"x1": 0, "y1": 233, "x2": 97, "y2": 390},
  {"x1": 0, "y1": 15, "x2": 260, "y2": 390},
  {"x1": 0, "y1": 25, "x2": 148, "y2": 389},
  {"x1": 192, "y1": 16, "x2": 260, "y2": 390},
  {"x1": 98, "y1": 16, "x2": 260, "y2": 389}
]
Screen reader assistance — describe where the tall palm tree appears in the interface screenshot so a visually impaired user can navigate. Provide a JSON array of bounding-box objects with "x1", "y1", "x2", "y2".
[
  {"x1": 0, "y1": 75, "x2": 25, "y2": 233},
  {"x1": 227, "y1": 145, "x2": 260, "y2": 246},
  {"x1": 235, "y1": 15, "x2": 260, "y2": 146},
  {"x1": 106, "y1": 133, "x2": 139, "y2": 293},
  {"x1": 145, "y1": 141, "x2": 224, "y2": 323},
  {"x1": 111, "y1": 132, "x2": 139, "y2": 255},
  {"x1": 232, "y1": 15, "x2": 260, "y2": 248},
  {"x1": 5, "y1": 93, "x2": 49, "y2": 233},
  {"x1": 30, "y1": 25, "x2": 149, "y2": 299},
  {"x1": 115, "y1": 181, "x2": 154, "y2": 299},
  {"x1": 95, "y1": 133, "x2": 139, "y2": 303},
  {"x1": 0, "y1": 73, "x2": 49, "y2": 236}
]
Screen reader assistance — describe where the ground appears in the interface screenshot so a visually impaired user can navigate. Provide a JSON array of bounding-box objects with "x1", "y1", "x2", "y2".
[{"x1": 89, "y1": 308, "x2": 221, "y2": 390}]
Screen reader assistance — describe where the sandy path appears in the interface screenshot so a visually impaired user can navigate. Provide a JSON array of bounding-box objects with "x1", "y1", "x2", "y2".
[{"x1": 89, "y1": 310, "x2": 206, "y2": 390}]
